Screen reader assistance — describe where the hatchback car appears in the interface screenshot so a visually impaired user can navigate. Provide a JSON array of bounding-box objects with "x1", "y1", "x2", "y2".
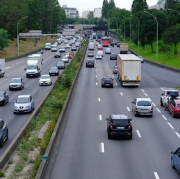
[
  {"x1": 88, "y1": 52, "x2": 94, "y2": 57},
  {"x1": 86, "y1": 59, "x2": 95, "y2": 67},
  {"x1": 110, "y1": 53, "x2": 117, "y2": 60},
  {"x1": 0, "y1": 91, "x2": 9, "y2": 106},
  {"x1": 49, "y1": 67, "x2": 59, "y2": 76},
  {"x1": 168, "y1": 100, "x2": 180, "y2": 118},
  {"x1": 57, "y1": 61, "x2": 65, "y2": 69},
  {"x1": 106, "y1": 114, "x2": 132, "y2": 139},
  {"x1": 59, "y1": 46, "x2": 65, "y2": 53},
  {"x1": 62, "y1": 56, "x2": 69, "y2": 63},
  {"x1": 9, "y1": 78, "x2": 24, "y2": 90},
  {"x1": 131, "y1": 98, "x2": 153, "y2": 117},
  {"x1": 54, "y1": 52, "x2": 61, "y2": 58},
  {"x1": 101, "y1": 77, "x2": 114, "y2": 88},
  {"x1": 39, "y1": 75, "x2": 52, "y2": 86},
  {"x1": 105, "y1": 48, "x2": 111, "y2": 54},
  {"x1": 171, "y1": 147, "x2": 180, "y2": 174},
  {"x1": 0, "y1": 119, "x2": 8, "y2": 147},
  {"x1": 13, "y1": 95, "x2": 34, "y2": 114}
]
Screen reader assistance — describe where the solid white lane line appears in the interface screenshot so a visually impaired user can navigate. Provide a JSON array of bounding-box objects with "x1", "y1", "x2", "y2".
[
  {"x1": 154, "y1": 172, "x2": 160, "y2": 179},
  {"x1": 161, "y1": 88, "x2": 164, "y2": 91},
  {"x1": 96, "y1": 82, "x2": 98, "y2": 86},
  {"x1": 98, "y1": 98, "x2": 100, "y2": 102},
  {"x1": 162, "y1": 115, "x2": 167, "y2": 120},
  {"x1": 136, "y1": 130, "x2": 142, "y2": 138},
  {"x1": 168, "y1": 122, "x2": 174, "y2": 129},
  {"x1": 101, "y1": 143, "x2": 104, "y2": 153},
  {"x1": 152, "y1": 102, "x2": 156, "y2": 107},
  {"x1": 99, "y1": 115, "x2": 102, "y2": 121},
  {"x1": 175, "y1": 132, "x2": 180, "y2": 138},
  {"x1": 141, "y1": 89, "x2": 145, "y2": 92},
  {"x1": 120, "y1": 92, "x2": 123, "y2": 96},
  {"x1": 127, "y1": 107, "x2": 130, "y2": 112},
  {"x1": 144, "y1": 93, "x2": 148, "y2": 96},
  {"x1": 156, "y1": 108, "x2": 161, "y2": 113}
]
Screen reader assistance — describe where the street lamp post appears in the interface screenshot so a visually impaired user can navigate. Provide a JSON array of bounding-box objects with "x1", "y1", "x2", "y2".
[
  {"x1": 167, "y1": 8, "x2": 180, "y2": 16},
  {"x1": 130, "y1": 15, "x2": 140, "y2": 48},
  {"x1": 144, "y1": 11, "x2": 158, "y2": 63},
  {"x1": 17, "y1": 16, "x2": 28, "y2": 56}
]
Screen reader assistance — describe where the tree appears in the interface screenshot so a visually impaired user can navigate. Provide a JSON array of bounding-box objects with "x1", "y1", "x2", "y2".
[
  {"x1": 109, "y1": 0, "x2": 115, "y2": 9},
  {"x1": 87, "y1": 11, "x2": 93, "y2": 19},
  {"x1": 162, "y1": 23, "x2": 180, "y2": 54},
  {"x1": 102, "y1": 0, "x2": 109, "y2": 19},
  {"x1": 97, "y1": 17, "x2": 108, "y2": 26},
  {"x1": 159, "y1": 42, "x2": 172, "y2": 59},
  {"x1": 131, "y1": 0, "x2": 148, "y2": 14},
  {"x1": 0, "y1": 29, "x2": 9, "y2": 50}
]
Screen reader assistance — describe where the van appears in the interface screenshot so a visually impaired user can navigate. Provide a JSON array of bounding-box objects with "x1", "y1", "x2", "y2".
[{"x1": 88, "y1": 42, "x2": 95, "y2": 50}]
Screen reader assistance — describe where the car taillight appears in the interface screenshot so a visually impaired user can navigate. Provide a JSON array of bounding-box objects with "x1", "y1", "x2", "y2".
[
  {"x1": 101, "y1": 80, "x2": 104, "y2": 84},
  {"x1": 151, "y1": 106, "x2": 153, "y2": 111},
  {"x1": 110, "y1": 125, "x2": 113, "y2": 129},
  {"x1": 128, "y1": 125, "x2": 131, "y2": 129},
  {"x1": 111, "y1": 80, "x2": 113, "y2": 84},
  {"x1": 135, "y1": 106, "x2": 138, "y2": 111}
]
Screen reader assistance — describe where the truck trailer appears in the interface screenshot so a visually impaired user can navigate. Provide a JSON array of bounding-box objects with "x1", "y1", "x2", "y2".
[
  {"x1": 117, "y1": 54, "x2": 141, "y2": 87},
  {"x1": 102, "y1": 40, "x2": 109, "y2": 47},
  {"x1": 120, "y1": 43, "x2": 128, "y2": 54},
  {"x1": 0, "y1": 59, "x2": 5, "y2": 77}
]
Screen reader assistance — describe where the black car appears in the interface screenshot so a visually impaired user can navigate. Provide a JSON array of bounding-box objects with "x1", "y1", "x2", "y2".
[
  {"x1": 54, "y1": 52, "x2": 61, "y2": 58},
  {"x1": 86, "y1": 59, "x2": 95, "y2": 67},
  {"x1": 106, "y1": 114, "x2": 132, "y2": 139},
  {"x1": 71, "y1": 47, "x2": 77, "y2": 51},
  {"x1": 110, "y1": 53, "x2": 117, "y2": 60},
  {"x1": 88, "y1": 52, "x2": 94, "y2": 57},
  {"x1": 0, "y1": 119, "x2": 8, "y2": 147},
  {"x1": 49, "y1": 67, "x2": 59, "y2": 76},
  {"x1": 110, "y1": 42, "x2": 114, "y2": 47},
  {"x1": 101, "y1": 77, "x2": 114, "y2": 88},
  {"x1": 0, "y1": 91, "x2": 9, "y2": 106},
  {"x1": 117, "y1": 43, "x2": 120, "y2": 47},
  {"x1": 57, "y1": 61, "x2": 65, "y2": 69}
]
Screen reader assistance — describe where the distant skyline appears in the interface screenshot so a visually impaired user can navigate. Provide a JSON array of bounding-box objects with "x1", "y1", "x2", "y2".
[{"x1": 59, "y1": 0, "x2": 159, "y2": 15}]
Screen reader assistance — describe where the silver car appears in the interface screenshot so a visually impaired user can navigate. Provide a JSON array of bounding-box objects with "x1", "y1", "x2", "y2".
[
  {"x1": 39, "y1": 75, "x2": 52, "y2": 86},
  {"x1": 131, "y1": 98, "x2": 153, "y2": 117},
  {"x1": 13, "y1": 95, "x2": 34, "y2": 114},
  {"x1": 113, "y1": 66, "x2": 117, "y2": 74},
  {"x1": 9, "y1": 78, "x2": 24, "y2": 90},
  {"x1": 62, "y1": 56, "x2": 69, "y2": 63}
]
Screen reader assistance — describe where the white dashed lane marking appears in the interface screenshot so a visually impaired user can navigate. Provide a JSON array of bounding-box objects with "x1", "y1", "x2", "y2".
[
  {"x1": 99, "y1": 115, "x2": 102, "y2": 121},
  {"x1": 156, "y1": 108, "x2": 161, "y2": 113},
  {"x1": 100, "y1": 143, "x2": 105, "y2": 153},
  {"x1": 175, "y1": 132, "x2": 180, "y2": 138},
  {"x1": 136, "y1": 130, "x2": 142, "y2": 138},
  {"x1": 154, "y1": 172, "x2": 160, "y2": 179},
  {"x1": 168, "y1": 122, "x2": 174, "y2": 129},
  {"x1": 98, "y1": 98, "x2": 100, "y2": 102},
  {"x1": 144, "y1": 93, "x2": 148, "y2": 96},
  {"x1": 120, "y1": 92, "x2": 123, "y2": 96},
  {"x1": 141, "y1": 89, "x2": 145, "y2": 92},
  {"x1": 162, "y1": 115, "x2": 167, "y2": 120},
  {"x1": 96, "y1": 82, "x2": 98, "y2": 86},
  {"x1": 152, "y1": 102, "x2": 156, "y2": 107},
  {"x1": 127, "y1": 107, "x2": 130, "y2": 112}
]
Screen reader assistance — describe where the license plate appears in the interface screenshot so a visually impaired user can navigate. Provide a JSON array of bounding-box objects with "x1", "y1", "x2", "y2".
[{"x1": 117, "y1": 127, "x2": 124, "y2": 129}]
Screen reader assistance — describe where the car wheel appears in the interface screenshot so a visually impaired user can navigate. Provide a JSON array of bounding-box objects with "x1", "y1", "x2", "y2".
[
  {"x1": 172, "y1": 112, "x2": 175, "y2": 118},
  {"x1": 135, "y1": 113, "x2": 138, "y2": 117},
  {"x1": 108, "y1": 133, "x2": 111, "y2": 139},
  {"x1": 9, "y1": 88, "x2": 11, "y2": 91},
  {"x1": 101, "y1": 85, "x2": 104, "y2": 88},
  {"x1": 129, "y1": 134, "x2": 132, "y2": 140},
  {"x1": 171, "y1": 158, "x2": 175, "y2": 169},
  {"x1": 160, "y1": 99, "x2": 163, "y2": 106},
  {"x1": 6, "y1": 130, "x2": 8, "y2": 141},
  {"x1": 3, "y1": 101, "x2": 5, "y2": 106},
  {"x1": 21, "y1": 85, "x2": 23, "y2": 90},
  {"x1": 150, "y1": 114, "x2": 153, "y2": 117},
  {"x1": 0, "y1": 138, "x2": 3, "y2": 147}
]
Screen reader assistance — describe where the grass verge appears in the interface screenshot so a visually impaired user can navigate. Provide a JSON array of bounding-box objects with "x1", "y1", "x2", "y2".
[{"x1": 2, "y1": 39, "x2": 88, "y2": 179}]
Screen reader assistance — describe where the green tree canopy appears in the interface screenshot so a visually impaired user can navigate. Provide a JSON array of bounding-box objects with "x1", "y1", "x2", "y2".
[
  {"x1": 102, "y1": 0, "x2": 109, "y2": 19},
  {"x1": 0, "y1": 29, "x2": 9, "y2": 50},
  {"x1": 131, "y1": 0, "x2": 148, "y2": 14}
]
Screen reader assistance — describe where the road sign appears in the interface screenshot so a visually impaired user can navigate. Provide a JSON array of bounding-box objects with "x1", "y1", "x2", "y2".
[{"x1": 69, "y1": 52, "x2": 75, "y2": 59}]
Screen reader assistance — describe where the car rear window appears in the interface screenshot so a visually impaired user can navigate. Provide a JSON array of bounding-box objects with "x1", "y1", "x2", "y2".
[
  {"x1": 112, "y1": 120, "x2": 128, "y2": 126},
  {"x1": 137, "y1": 101, "x2": 151, "y2": 106}
]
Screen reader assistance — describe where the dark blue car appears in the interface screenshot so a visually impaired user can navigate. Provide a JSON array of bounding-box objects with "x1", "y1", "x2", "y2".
[{"x1": 171, "y1": 147, "x2": 180, "y2": 173}]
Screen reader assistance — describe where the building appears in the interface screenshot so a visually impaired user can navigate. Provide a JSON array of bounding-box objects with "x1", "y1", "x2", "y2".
[
  {"x1": 62, "y1": 5, "x2": 79, "y2": 18},
  {"x1": 82, "y1": 10, "x2": 90, "y2": 19},
  {"x1": 149, "y1": 1, "x2": 165, "y2": 10},
  {"x1": 93, "y1": 8, "x2": 102, "y2": 18}
]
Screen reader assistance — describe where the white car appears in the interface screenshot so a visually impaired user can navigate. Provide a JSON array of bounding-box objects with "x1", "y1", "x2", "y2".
[
  {"x1": 76, "y1": 42, "x2": 80, "y2": 47},
  {"x1": 105, "y1": 48, "x2": 111, "y2": 54},
  {"x1": 39, "y1": 74, "x2": 52, "y2": 86},
  {"x1": 97, "y1": 50, "x2": 103, "y2": 57},
  {"x1": 65, "y1": 44, "x2": 70, "y2": 48},
  {"x1": 51, "y1": 45, "x2": 57, "y2": 52},
  {"x1": 59, "y1": 46, "x2": 65, "y2": 52},
  {"x1": 65, "y1": 53, "x2": 70, "y2": 58},
  {"x1": 96, "y1": 54, "x2": 103, "y2": 59},
  {"x1": 62, "y1": 56, "x2": 69, "y2": 63}
]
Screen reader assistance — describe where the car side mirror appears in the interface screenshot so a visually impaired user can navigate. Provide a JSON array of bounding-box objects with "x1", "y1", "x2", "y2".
[
  {"x1": 24, "y1": 68, "x2": 26, "y2": 70},
  {"x1": 106, "y1": 118, "x2": 109, "y2": 121},
  {"x1": 131, "y1": 102, "x2": 134, "y2": 104},
  {"x1": 171, "y1": 151, "x2": 175, "y2": 154}
]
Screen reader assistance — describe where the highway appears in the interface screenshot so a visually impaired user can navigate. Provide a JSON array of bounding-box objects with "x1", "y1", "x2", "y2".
[
  {"x1": 0, "y1": 42, "x2": 77, "y2": 156},
  {"x1": 49, "y1": 40, "x2": 180, "y2": 179}
]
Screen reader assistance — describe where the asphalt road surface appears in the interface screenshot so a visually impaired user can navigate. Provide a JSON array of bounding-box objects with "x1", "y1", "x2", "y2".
[
  {"x1": 49, "y1": 40, "x2": 180, "y2": 179},
  {"x1": 0, "y1": 41, "x2": 77, "y2": 156}
]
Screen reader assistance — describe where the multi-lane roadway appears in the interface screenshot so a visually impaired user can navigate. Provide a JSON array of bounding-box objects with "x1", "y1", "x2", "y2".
[
  {"x1": 49, "y1": 40, "x2": 180, "y2": 179},
  {"x1": 0, "y1": 42, "x2": 77, "y2": 157}
]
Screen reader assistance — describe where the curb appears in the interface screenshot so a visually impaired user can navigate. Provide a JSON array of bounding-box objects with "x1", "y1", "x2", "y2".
[{"x1": 35, "y1": 41, "x2": 88, "y2": 179}]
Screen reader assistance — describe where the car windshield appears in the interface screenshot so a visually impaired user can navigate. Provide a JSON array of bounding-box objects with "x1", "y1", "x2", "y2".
[
  {"x1": 57, "y1": 62, "x2": 63, "y2": 65},
  {"x1": 0, "y1": 92, "x2": 4, "y2": 97},
  {"x1": 11, "y1": 78, "x2": 21, "y2": 83},
  {"x1": 16, "y1": 97, "x2": 29, "y2": 103},
  {"x1": 27, "y1": 66, "x2": 38, "y2": 70},
  {"x1": 60, "y1": 46, "x2": 65, "y2": 49},
  {"x1": 167, "y1": 91, "x2": 178, "y2": 96},
  {"x1": 40, "y1": 76, "x2": 50, "y2": 79},
  {"x1": 63, "y1": 56, "x2": 68, "y2": 59},
  {"x1": 50, "y1": 67, "x2": 57, "y2": 70},
  {"x1": 55, "y1": 52, "x2": 60, "y2": 55},
  {"x1": 112, "y1": 120, "x2": 128, "y2": 126},
  {"x1": 137, "y1": 101, "x2": 151, "y2": 106}
]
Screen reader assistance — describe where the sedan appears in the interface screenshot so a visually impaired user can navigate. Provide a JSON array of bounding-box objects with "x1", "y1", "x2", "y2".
[
  {"x1": 110, "y1": 53, "x2": 117, "y2": 60},
  {"x1": 13, "y1": 94, "x2": 34, "y2": 114},
  {"x1": 65, "y1": 44, "x2": 70, "y2": 48},
  {"x1": 49, "y1": 67, "x2": 59, "y2": 76},
  {"x1": 62, "y1": 56, "x2": 69, "y2": 63},
  {"x1": 59, "y1": 46, "x2": 65, "y2": 53},
  {"x1": 0, "y1": 91, "x2": 9, "y2": 106},
  {"x1": 9, "y1": 78, "x2": 24, "y2": 90},
  {"x1": 113, "y1": 66, "x2": 118, "y2": 74},
  {"x1": 88, "y1": 52, "x2": 94, "y2": 57},
  {"x1": 57, "y1": 61, "x2": 65, "y2": 69},
  {"x1": 101, "y1": 77, "x2": 114, "y2": 88},
  {"x1": 54, "y1": 52, "x2": 61, "y2": 58},
  {"x1": 39, "y1": 75, "x2": 52, "y2": 86},
  {"x1": 51, "y1": 45, "x2": 57, "y2": 52},
  {"x1": 86, "y1": 59, "x2": 95, "y2": 67}
]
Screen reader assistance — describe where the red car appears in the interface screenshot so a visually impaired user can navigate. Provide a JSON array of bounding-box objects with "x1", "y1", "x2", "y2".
[{"x1": 169, "y1": 100, "x2": 180, "y2": 118}]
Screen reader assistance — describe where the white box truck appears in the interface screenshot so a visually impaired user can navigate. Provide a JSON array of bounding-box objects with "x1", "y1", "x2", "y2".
[
  {"x1": 88, "y1": 42, "x2": 95, "y2": 50},
  {"x1": 120, "y1": 43, "x2": 128, "y2": 54},
  {"x1": 24, "y1": 58, "x2": 41, "y2": 78},
  {"x1": 0, "y1": 59, "x2": 5, "y2": 77},
  {"x1": 28, "y1": 54, "x2": 43, "y2": 64},
  {"x1": 117, "y1": 54, "x2": 141, "y2": 87}
]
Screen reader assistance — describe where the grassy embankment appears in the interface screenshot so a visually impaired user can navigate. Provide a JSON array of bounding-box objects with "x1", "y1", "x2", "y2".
[
  {"x1": 116, "y1": 32, "x2": 180, "y2": 69},
  {"x1": 0, "y1": 37, "x2": 56, "y2": 59},
  {"x1": 1, "y1": 39, "x2": 88, "y2": 178}
]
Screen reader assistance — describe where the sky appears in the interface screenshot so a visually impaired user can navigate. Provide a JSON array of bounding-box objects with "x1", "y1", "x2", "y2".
[{"x1": 58, "y1": 0, "x2": 159, "y2": 16}]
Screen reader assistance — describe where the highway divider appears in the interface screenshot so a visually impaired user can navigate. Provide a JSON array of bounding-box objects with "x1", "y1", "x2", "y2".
[{"x1": 35, "y1": 40, "x2": 88, "y2": 179}]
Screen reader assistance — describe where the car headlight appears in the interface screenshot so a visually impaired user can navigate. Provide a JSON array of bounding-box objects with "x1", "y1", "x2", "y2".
[
  {"x1": 14, "y1": 105, "x2": 18, "y2": 109},
  {"x1": 25, "y1": 106, "x2": 30, "y2": 109}
]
